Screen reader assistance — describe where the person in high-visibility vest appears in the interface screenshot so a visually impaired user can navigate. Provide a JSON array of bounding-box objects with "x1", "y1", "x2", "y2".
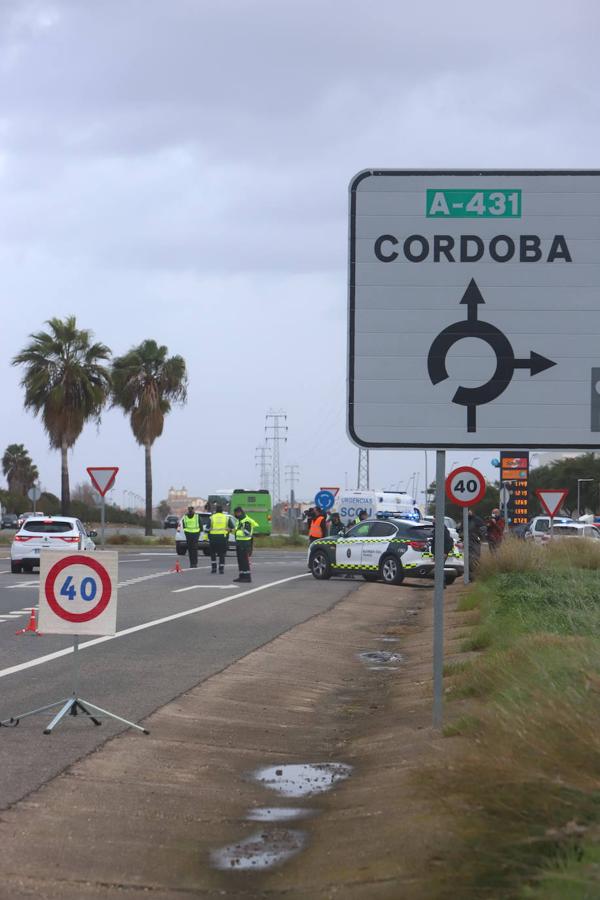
[
  {"x1": 232, "y1": 506, "x2": 259, "y2": 583},
  {"x1": 308, "y1": 506, "x2": 327, "y2": 543},
  {"x1": 181, "y1": 505, "x2": 202, "y2": 568},
  {"x1": 207, "y1": 504, "x2": 231, "y2": 574}
]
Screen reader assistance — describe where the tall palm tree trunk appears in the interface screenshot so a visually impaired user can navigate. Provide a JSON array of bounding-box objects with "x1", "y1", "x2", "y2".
[
  {"x1": 61, "y1": 442, "x2": 70, "y2": 515},
  {"x1": 144, "y1": 443, "x2": 153, "y2": 536}
]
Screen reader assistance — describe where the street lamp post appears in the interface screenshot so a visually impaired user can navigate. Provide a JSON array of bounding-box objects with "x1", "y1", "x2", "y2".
[{"x1": 577, "y1": 479, "x2": 594, "y2": 519}]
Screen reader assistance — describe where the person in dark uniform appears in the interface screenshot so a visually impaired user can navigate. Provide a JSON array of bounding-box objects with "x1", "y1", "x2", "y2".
[
  {"x1": 181, "y1": 505, "x2": 202, "y2": 568},
  {"x1": 459, "y1": 509, "x2": 486, "y2": 579},
  {"x1": 207, "y1": 504, "x2": 230, "y2": 574},
  {"x1": 328, "y1": 512, "x2": 345, "y2": 536},
  {"x1": 232, "y1": 506, "x2": 259, "y2": 583}
]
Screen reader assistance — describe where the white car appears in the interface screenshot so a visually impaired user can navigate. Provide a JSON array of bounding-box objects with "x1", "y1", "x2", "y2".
[
  {"x1": 175, "y1": 513, "x2": 237, "y2": 557},
  {"x1": 10, "y1": 516, "x2": 97, "y2": 574},
  {"x1": 424, "y1": 515, "x2": 460, "y2": 546},
  {"x1": 526, "y1": 516, "x2": 573, "y2": 542},
  {"x1": 543, "y1": 523, "x2": 600, "y2": 542}
]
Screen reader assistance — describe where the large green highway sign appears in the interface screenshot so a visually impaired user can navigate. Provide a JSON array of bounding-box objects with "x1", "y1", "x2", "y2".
[{"x1": 348, "y1": 169, "x2": 600, "y2": 449}]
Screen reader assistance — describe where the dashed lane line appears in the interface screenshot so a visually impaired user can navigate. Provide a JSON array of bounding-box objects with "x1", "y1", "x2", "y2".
[
  {"x1": 172, "y1": 584, "x2": 240, "y2": 593},
  {"x1": 0, "y1": 573, "x2": 311, "y2": 681}
]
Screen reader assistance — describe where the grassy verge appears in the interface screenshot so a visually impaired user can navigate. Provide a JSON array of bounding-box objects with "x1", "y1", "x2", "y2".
[
  {"x1": 105, "y1": 534, "x2": 174, "y2": 546},
  {"x1": 427, "y1": 538, "x2": 600, "y2": 898},
  {"x1": 253, "y1": 534, "x2": 308, "y2": 550}
]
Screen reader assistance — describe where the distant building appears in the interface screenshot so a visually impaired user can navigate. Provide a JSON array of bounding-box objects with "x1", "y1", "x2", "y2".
[{"x1": 167, "y1": 487, "x2": 207, "y2": 517}]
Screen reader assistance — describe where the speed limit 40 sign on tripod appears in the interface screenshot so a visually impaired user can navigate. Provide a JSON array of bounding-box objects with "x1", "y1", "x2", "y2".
[
  {"x1": 445, "y1": 466, "x2": 486, "y2": 587},
  {"x1": 2, "y1": 551, "x2": 148, "y2": 736}
]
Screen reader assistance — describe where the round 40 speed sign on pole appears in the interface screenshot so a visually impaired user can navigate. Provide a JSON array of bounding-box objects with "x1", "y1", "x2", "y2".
[
  {"x1": 38, "y1": 551, "x2": 118, "y2": 636},
  {"x1": 445, "y1": 466, "x2": 486, "y2": 508}
]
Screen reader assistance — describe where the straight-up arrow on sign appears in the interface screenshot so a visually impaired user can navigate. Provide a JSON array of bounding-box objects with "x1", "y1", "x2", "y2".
[
  {"x1": 87, "y1": 467, "x2": 119, "y2": 497},
  {"x1": 535, "y1": 488, "x2": 569, "y2": 518}
]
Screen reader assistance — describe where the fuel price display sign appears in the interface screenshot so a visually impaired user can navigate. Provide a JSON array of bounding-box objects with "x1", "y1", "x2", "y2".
[
  {"x1": 38, "y1": 551, "x2": 118, "y2": 636},
  {"x1": 500, "y1": 451, "x2": 530, "y2": 526}
]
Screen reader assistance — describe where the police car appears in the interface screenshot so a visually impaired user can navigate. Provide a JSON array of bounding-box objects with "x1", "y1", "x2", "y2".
[
  {"x1": 308, "y1": 516, "x2": 463, "y2": 585},
  {"x1": 175, "y1": 513, "x2": 237, "y2": 556}
]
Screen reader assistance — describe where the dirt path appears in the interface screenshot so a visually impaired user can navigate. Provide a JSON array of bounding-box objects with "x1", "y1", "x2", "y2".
[{"x1": 0, "y1": 580, "x2": 475, "y2": 899}]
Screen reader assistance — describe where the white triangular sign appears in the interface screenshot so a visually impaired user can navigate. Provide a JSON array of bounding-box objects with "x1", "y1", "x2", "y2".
[
  {"x1": 87, "y1": 467, "x2": 119, "y2": 497},
  {"x1": 535, "y1": 488, "x2": 569, "y2": 518}
]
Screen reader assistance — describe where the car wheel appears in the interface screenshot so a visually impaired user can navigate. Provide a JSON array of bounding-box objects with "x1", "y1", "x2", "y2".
[
  {"x1": 379, "y1": 554, "x2": 404, "y2": 585},
  {"x1": 362, "y1": 572, "x2": 379, "y2": 582},
  {"x1": 11, "y1": 562, "x2": 22, "y2": 574},
  {"x1": 310, "y1": 550, "x2": 332, "y2": 580},
  {"x1": 176, "y1": 543, "x2": 187, "y2": 556},
  {"x1": 22, "y1": 561, "x2": 34, "y2": 573},
  {"x1": 203, "y1": 548, "x2": 211, "y2": 556},
  {"x1": 444, "y1": 570, "x2": 457, "y2": 586}
]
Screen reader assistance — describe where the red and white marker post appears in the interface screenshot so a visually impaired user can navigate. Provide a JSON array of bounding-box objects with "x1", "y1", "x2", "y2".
[
  {"x1": 535, "y1": 488, "x2": 569, "y2": 540},
  {"x1": 446, "y1": 466, "x2": 486, "y2": 585},
  {"x1": 86, "y1": 467, "x2": 119, "y2": 547}
]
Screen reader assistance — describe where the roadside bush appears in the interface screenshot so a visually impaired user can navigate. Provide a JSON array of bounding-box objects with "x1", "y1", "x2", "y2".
[{"x1": 424, "y1": 553, "x2": 600, "y2": 897}]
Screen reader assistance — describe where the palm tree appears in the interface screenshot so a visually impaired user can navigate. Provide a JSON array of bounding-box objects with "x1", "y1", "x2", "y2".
[
  {"x1": 2, "y1": 444, "x2": 39, "y2": 496},
  {"x1": 111, "y1": 340, "x2": 187, "y2": 535},
  {"x1": 12, "y1": 317, "x2": 111, "y2": 514}
]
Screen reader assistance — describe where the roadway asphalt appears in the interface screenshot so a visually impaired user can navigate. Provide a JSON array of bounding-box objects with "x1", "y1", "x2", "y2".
[{"x1": 0, "y1": 548, "x2": 358, "y2": 810}]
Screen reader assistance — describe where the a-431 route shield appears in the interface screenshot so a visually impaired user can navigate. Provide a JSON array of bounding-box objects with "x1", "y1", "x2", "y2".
[{"x1": 348, "y1": 169, "x2": 600, "y2": 449}]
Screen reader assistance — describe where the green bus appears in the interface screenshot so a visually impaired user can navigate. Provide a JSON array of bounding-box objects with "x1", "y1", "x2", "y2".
[{"x1": 230, "y1": 489, "x2": 272, "y2": 536}]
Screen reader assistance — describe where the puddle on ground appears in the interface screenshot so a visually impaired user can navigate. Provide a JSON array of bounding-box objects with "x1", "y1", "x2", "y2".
[
  {"x1": 368, "y1": 665, "x2": 401, "y2": 671},
  {"x1": 376, "y1": 636, "x2": 400, "y2": 643},
  {"x1": 359, "y1": 650, "x2": 403, "y2": 665},
  {"x1": 246, "y1": 806, "x2": 316, "y2": 822},
  {"x1": 211, "y1": 828, "x2": 306, "y2": 870},
  {"x1": 253, "y1": 762, "x2": 352, "y2": 798}
]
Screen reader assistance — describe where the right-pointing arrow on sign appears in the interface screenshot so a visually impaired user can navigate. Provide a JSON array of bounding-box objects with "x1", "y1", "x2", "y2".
[{"x1": 514, "y1": 351, "x2": 557, "y2": 377}]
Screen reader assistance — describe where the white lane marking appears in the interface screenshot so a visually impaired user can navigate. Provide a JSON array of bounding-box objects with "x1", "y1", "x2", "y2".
[
  {"x1": 6, "y1": 580, "x2": 40, "y2": 590},
  {"x1": 0, "y1": 570, "x2": 11, "y2": 574},
  {"x1": 0, "y1": 573, "x2": 311, "y2": 681},
  {"x1": 172, "y1": 584, "x2": 240, "y2": 593}
]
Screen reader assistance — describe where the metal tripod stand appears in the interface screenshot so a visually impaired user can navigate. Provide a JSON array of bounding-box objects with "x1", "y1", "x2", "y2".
[{"x1": 1, "y1": 636, "x2": 149, "y2": 735}]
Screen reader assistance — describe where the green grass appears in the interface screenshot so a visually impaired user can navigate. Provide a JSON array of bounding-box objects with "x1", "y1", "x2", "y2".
[
  {"x1": 253, "y1": 534, "x2": 308, "y2": 550},
  {"x1": 105, "y1": 534, "x2": 175, "y2": 546},
  {"x1": 422, "y1": 540, "x2": 600, "y2": 898}
]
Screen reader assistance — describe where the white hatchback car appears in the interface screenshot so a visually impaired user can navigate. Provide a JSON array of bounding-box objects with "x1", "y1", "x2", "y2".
[
  {"x1": 10, "y1": 516, "x2": 97, "y2": 574},
  {"x1": 175, "y1": 513, "x2": 237, "y2": 557}
]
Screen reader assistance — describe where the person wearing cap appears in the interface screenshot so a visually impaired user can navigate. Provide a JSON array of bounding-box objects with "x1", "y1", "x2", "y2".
[
  {"x1": 181, "y1": 505, "x2": 202, "y2": 568},
  {"x1": 232, "y1": 506, "x2": 259, "y2": 583}
]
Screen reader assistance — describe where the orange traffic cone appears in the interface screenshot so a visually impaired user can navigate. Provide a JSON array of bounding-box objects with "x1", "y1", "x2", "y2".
[
  {"x1": 169, "y1": 559, "x2": 182, "y2": 574},
  {"x1": 16, "y1": 608, "x2": 41, "y2": 636}
]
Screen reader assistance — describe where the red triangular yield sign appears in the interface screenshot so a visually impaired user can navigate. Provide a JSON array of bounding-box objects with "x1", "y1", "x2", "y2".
[
  {"x1": 535, "y1": 488, "x2": 569, "y2": 518},
  {"x1": 86, "y1": 467, "x2": 119, "y2": 497}
]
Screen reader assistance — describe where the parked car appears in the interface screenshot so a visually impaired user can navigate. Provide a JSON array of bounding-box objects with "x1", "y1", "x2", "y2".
[
  {"x1": 10, "y1": 516, "x2": 97, "y2": 574},
  {"x1": 526, "y1": 516, "x2": 573, "y2": 542},
  {"x1": 424, "y1": 515, "x2": 460, "y2": 546},
  {"x1": 1, "y1": 513, "x2": 18, "y2": 529},
  {"x1": 543, "y1": 523, "x2": 600, "y2": 542},
  {"x1": 175, "y1": 513, "x2": 236, "y2": 557},
  {"x1": 308, "y1": 517, "x2": 463, "y2": 585},
  {"x1": 163, "y1": 515, "x2": 179, "y2": 529},
  {"x1": 16, "y1": 511, "x2": 45, "y2": 529}
]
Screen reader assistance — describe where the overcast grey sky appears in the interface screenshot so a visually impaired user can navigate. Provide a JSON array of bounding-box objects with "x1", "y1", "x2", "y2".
[{"x1": 1, "y1": 0, "x2": 598, "y2": 505}]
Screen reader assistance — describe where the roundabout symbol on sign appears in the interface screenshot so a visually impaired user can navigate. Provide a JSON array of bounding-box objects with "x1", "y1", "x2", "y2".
[
  {"x1": 427, "y1": 279, "x2": 556, "y2": 433},
  {"x1": 445, "y1": 466, "x2": 486, "y2": 507},
  {"x1": 45, "y1": 555, "x2": 112, "y2": 624}
]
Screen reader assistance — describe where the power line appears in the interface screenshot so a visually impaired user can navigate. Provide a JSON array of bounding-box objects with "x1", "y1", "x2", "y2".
[
  {"x1": 255, "y1": 445, "x2": 271, "y2": 491},
  {"x1": 265, "y1": 410, "x2": 287, "y2": 506},
  {"x1": 285, "y1": 464, "x2": 300, "y2": 495},
  {"x1": 285, "y1": 464, "x2": 300, "y2": 536}
]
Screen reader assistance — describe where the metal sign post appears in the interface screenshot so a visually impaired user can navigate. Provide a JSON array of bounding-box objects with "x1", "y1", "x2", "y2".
[
  {"x1": 433, "y1": 451, "x2": 446, "y2": 730},
  {"x1": 462, "y1": 507, "x2": 469, "y2": 586},
  {"x1": 100, "y1": 495, "x2": 106, "y2": 548}
]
